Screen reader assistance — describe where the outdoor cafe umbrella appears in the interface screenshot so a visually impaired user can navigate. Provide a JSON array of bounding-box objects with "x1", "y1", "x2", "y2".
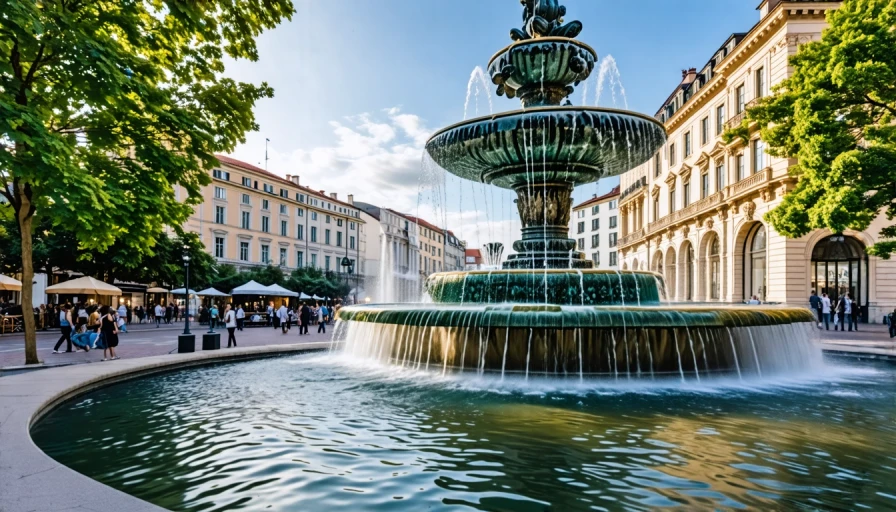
[
  {"x1": 146, "y1": 287, "x2": 169, "y2": 293},
  {"x1": 312, "y1": 294, "x2": 323, "y2": 300},
  {"x1": 266, "y1": 284, "x2": 298, "y2": 297},
  {"x1": 299, "y1": 292, "x2": 312, "y2": 300},
  {"x1": 46, "y1": 276, "x2": 122, "y2": 296},
  {"x1": 197, "y1": 287, "x2": 230, "y2": 297},
  {"x1": 0, "y1": 274, "x2": 22, "y2": 291},
  {"x1": 169, "y1": 288, "x2": 198, "y2": 295},
  {"x1": 231, "y1": 280, "x2": 273, "y2": 296}
]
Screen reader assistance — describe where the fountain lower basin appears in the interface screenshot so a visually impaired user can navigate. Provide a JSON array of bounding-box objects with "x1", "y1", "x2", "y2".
[{"x1": 336, "y1": 304, "x2": 818, "y2": 378}]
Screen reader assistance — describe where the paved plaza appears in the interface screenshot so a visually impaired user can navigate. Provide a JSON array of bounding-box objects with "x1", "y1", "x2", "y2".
[{"x1": 0, "y1": 320, "x2": 334, "y2": 370}]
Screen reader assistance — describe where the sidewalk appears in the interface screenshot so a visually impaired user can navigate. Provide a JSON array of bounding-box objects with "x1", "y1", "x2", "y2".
[
  {"x1": 0, "y1": 321, "x2": 335, "y2": 371},
  {"x1": 817, "y1": 322, "x2": 896, "y2": 360}
]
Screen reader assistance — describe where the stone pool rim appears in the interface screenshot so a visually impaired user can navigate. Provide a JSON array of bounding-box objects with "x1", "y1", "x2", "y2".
[{"x1": 1, "y1": 342, "x2": 330, "y2": 512}]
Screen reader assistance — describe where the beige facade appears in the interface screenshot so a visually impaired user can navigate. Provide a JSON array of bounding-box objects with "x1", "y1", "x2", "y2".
[
  {"x1": 618, "y1": 0, "x2": 896, "y2": 321},
  {"x1": 404, "y1": 215, "x2": 445, "y2": 278},
  {"x1": 180, "y1": 155, "x2": 366, "y2": 282}
]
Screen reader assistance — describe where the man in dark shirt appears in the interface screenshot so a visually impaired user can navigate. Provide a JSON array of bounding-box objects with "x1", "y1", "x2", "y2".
[{"x1": 809, "y1": 291, "x2": 822, "y2": 327}]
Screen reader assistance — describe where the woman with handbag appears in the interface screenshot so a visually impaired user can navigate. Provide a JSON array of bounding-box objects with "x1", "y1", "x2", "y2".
[
  {"x1": 100, "y1": 305, "x2": 120, "y2": 361},
  {"x1": 224, "y1": 304, "x2": 238, "y2": 347}
]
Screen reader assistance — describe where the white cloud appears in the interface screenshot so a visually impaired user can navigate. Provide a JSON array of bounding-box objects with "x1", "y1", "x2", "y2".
[{"x1": 228, "y1": 107, "x2": 525, "y2": 256}]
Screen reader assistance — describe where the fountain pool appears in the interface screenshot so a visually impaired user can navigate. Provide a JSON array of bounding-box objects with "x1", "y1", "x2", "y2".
[{"x1": 32, "y1": 355, "x2": 896, "y2": 511}]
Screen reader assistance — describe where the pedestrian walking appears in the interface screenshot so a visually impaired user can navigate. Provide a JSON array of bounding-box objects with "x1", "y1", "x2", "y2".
[
  {"x1": 154, "y1": 303, "x2": 163, "y2": 328},
  {"x1": 100, "y1": 305, "x2": 120, "y2": 361},
  {"x1": 851, "y1": 298, "x2": 860, "y2": 331},
  {"x1": 165, "y1": 304, "x2": 173, "y2": 324},
  {"x1": 317, "y1": 303, "x2": 327, "y2": 334},
  {"x1": 888, "y1": 308, "x2": 896, "y2": 338},
  {"x1": 52, "y1": 304, "x2": 75, "y2": 354},
  {"x1": 236, "y1": 304, "x2": 245, "y2": 331},
  {"x1": 277, "y1": 302, "x2": 289, "y2": 334},
  {"x1": 267, "y1": 302, "x2": 274, "y2": 327},
  {"x1": 300, "y1": 303, "x2": 310, "y2": 335},
  {"x1": 821, "y1": 293, "x2": 832, "y2": 330},
  {"x1": 843, "y1": 293, "x2": 854, "y2": 332},
  {"x1": 224, "y1": 304, "x2": 237, "y2": 347},
  {"x1": 834, "y1": 296, "x2": 846, "y2": 331},
  {"x1": 209, "y1": 303, "x2": 219, "y2": 330},
  {"x1": 117, "y1": 303, "x2": 127, "y2": 328},
  {"x1": 809, "y1": 291, "x2": 822, "y2": 328}
]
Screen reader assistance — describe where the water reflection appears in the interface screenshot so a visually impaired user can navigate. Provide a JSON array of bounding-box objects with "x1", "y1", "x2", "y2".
[{"x1": 32, "y1": 355, "x2": 896, "y2": 511}]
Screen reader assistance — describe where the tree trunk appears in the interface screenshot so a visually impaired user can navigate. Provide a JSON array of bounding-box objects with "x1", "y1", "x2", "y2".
[{"x1": 16, "y1": 191, "x2": 39, "y2": 365}]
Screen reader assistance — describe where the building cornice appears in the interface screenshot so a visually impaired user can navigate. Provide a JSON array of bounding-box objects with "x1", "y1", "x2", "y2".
[{"x1": 663, "y1": 2, "x2": 839, "y2": 133}]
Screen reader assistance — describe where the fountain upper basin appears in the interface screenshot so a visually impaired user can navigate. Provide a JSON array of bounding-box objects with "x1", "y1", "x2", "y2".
[
  {"x1": 425, "y1": 269, "x2": 664, "y2": 305},
  {"x1": 424, "y1": 106, "x2": 666, "y2": 189}
]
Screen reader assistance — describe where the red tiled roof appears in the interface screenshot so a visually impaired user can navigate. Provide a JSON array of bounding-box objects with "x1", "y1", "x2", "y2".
[
  {"x1": 214, "y1": 154, "x2": 360, "y2": 211},
  {"x1": 401, "y1": 214, "x2": 443, "y2": 233},
  {"x1": 465, "y1": 249, "x2": 483, "y2": 258},
  {"x1": 572, "y1": 185, "x2": 620, "y2": 210}
]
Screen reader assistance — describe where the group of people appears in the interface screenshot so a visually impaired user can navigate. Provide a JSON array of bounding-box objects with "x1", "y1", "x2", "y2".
[
  {"x1": 267, "y1": 302, "x2": 334, "y2": 335},
  {"x1": 52, "y1": 303, "x2": 122, "y2": 361},
  {"x1": 809, "y1": 291, "x2": 860, "y2": 331}
]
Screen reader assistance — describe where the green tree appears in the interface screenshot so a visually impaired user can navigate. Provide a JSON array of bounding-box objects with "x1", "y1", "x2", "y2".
[
  {"x1": 726, "y1": 0, "x2": 896, "y2": 257},
  {"x1": 0, "y1": 1, "x2": 293, "y2": 364}
]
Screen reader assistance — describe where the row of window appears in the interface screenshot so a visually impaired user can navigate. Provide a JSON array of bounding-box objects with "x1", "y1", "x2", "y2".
[
  {"x1": 577, "y1": 232, "x2": 618, "y2": 250},
  {"x1": 214, "y1": 206, "x2": 357, "y2": 248},
  {"x1": 576, "y1": 216, "x2": 618, "y2": 234},
  {"x1": 575, "y1": 199, "x2": 618, "y2": 219},
  {"x1": 214, "y1": 169, "x2": 361, "y2": 219},
  {"x1": 654, "y1": 139, "x2": 766, "y2": 219},
  {"x1": 213, "y1": 237, "x2": 355, "y2": 270},
  {"x1": 658, "y1": 67, "x2": 767, "y2": 175},
  {"x1": 590, "y1": 251, "x2": 617, "y2": 267}
]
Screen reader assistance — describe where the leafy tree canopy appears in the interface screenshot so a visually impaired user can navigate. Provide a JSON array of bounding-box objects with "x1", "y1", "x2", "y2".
[
  {"x1": 1, "y1": 0, "x2": 294, "y2": 363},
  {"x1": 727, "y1": 0, "x2": 896, "y2": 257}
]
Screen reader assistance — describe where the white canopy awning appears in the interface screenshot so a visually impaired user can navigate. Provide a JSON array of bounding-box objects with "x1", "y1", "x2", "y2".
[
  {"x1": 312, "y1": 294, "x2": 324, "y2": 300},
  {"x1": 231, "y1": 280, "x2": 273, "y2": 295},
  {"x1": 169, "y1": 288, "x2": 198, "y2": 295},
  {"x1": 299, "y1": 292, "x2": 312, "y2": 300},
  {"x1": 266, "y1": 284, "x2": 298, "y2": 297},
  {"x1": 197, "y1": 287, "x2": 230, "y2": 297},
  {"x1": 0, "y1": 274, "x2": 22, "y2": 292},
  {"x1": 146, "y1": 287, "x2": 169, "y2": 293},
  {"x1": 46, "y1": 276, "x2": 122, "y2": 296}
]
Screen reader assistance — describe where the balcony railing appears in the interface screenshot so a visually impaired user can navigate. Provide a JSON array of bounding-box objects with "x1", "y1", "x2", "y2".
[
  {"x1": 724, "y1": 99, "x2": 759, "y2": 131},
  {"x1": 629, "y1": 168, "x2": 773, "y2": 242},
  {"x1": 618, "y1": 228, "x2": 646, "y2": 248}
]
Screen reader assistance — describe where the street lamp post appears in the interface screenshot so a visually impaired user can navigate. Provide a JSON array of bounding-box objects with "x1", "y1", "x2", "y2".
[
  {"x1": 177, "y1": 252, "x2": 195, "y2": 353},
  {"x1": 183, "y1": 253, "x2": 191, "y2": 335},
  {"x1": 340, "y1": 257, "x2": 353, "y2": 304}
]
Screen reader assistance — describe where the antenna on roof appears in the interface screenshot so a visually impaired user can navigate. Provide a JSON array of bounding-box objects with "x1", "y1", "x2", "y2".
[{"x1": 265, "y1": 138, "x2": 270, "y2": 171}]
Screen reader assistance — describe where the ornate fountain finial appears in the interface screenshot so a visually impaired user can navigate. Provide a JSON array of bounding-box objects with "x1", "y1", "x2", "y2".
[{"x1": 510, "y1": 0, "x2": 583, "y2": 41}]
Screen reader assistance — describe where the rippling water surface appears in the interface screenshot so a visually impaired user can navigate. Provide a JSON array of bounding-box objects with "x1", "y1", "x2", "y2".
[{"x1": 32, "y1": 354, "x2": 896, "y2": 511}]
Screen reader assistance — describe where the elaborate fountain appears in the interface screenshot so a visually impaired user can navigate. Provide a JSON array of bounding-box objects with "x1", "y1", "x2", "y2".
[{"x1": 336, "y1": 0, "x2": 818, "y2": 378}]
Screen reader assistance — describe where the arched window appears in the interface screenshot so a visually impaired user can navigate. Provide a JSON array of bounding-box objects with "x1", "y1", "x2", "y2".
[
  {"x1": 665, "y1": 248, "x2": 677, "y2": 298},
  {"x1": 744, "y1": 224, "x2": 767, "y2": 301},
  {"x1": 709, "y1": 236, "x2": 721, "y2": 300},
  {"x1": 686, "y1": 244, "x2": 695, "y2": 301},
  {"x1": 811, "y1": 235, "x2": 867, "y2": 307}
]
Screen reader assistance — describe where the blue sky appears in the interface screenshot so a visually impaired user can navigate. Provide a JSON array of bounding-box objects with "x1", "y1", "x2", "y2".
[{"x1": 225, "y1": 0, "x2": 759, "y2": 250}]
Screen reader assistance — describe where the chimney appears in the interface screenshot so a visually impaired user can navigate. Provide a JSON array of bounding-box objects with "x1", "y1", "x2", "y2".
[
  {"x1": 286, "y1": 175, "x2": 300, "y2": 186},
  {"x1": 329, "y1": 192, "x2": 338, "y2": 200},
  {"x1": 347, "y1": 194, "x2": 354, "y2": 205}
]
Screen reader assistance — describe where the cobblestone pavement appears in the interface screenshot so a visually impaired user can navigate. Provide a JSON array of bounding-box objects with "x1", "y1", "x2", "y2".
[{"x1": 0, "y1": 320, "x2": 335, "y2": 369}]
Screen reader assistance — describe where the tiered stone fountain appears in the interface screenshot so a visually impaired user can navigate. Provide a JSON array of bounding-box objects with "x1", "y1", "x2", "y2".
[{"x1": 336, "y1": 0, "x2": 817, "y2": 378}]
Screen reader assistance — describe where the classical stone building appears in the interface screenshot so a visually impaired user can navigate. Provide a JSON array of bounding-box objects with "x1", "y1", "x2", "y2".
[
  {"x1": 444, "y1": 230, "x2": 467, "y2": 273},
  {"x1": 617, "y1": 0, "x2": 896, "y2": 321},
  {"x1": 180, "y1": 155, "x2": 366, "y2": 284},
  {"x1": 569, "y1": 186, "x2": 621, "y2": 269},
  {"x1": 355, "y1": 203, "x2": 421, "y2": 303}
]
